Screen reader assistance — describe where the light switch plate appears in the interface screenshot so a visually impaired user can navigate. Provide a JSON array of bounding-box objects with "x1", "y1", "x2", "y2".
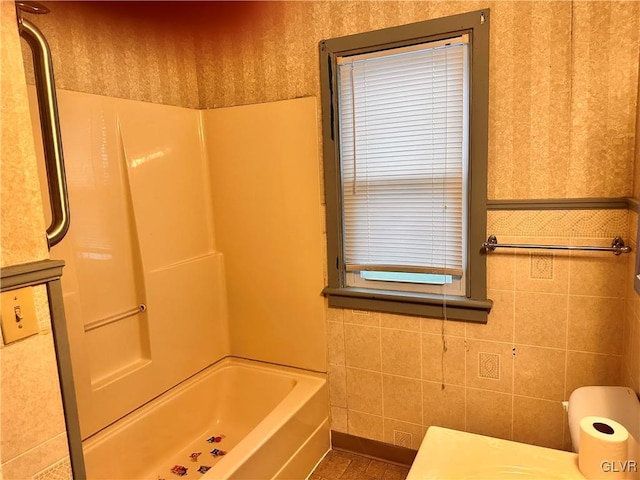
[{"x1": 1, "y1": 287, "x2": 39, "y2": 344}]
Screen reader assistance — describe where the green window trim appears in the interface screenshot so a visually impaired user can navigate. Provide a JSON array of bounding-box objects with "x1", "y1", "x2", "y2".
[
  {"x1": 323, "y1": 287, "x2": 493, "y2": 323},
  {"x1": 319, "y1": 9, "x2": 491, "y2": 323}
]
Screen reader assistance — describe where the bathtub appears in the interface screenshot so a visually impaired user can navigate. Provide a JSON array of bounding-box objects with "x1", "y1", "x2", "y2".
[{"x1": 82, "y1": 357, "x2": 329, "y2": 479}]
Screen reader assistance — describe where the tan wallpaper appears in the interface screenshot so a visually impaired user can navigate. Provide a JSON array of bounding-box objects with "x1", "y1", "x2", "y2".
[
  {"x1": 23, "y1": 1, "x2": 639, "y2": 199},
  {"x1": 1, "y1": 0, "x2": 48, "y2": 267},
  {"x1": 22, "y1": 2, "x2": 200, "y2": 108},
  {"x1": 190, "y1": 1, "x2": 640, "y2": 200},
  {"x1": 634, "y1": 52, "x2": 640, "y2": 200},
  {"x1": 569, "y1": 2, "x2": 640, "y2": 199}
]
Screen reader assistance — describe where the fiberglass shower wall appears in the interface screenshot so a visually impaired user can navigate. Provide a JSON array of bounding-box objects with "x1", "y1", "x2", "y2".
[{"x1": 28, "y1": 88, "x2": 230, "y2": 438}]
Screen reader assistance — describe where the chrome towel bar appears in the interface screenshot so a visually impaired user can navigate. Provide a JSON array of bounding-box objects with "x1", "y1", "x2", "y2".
[
  {"x1": 482, "y1": 235, "x2": 631, "y2": 256},
  {"x1": 84, "y1": 304, "x2": 147, "y2": 332}
]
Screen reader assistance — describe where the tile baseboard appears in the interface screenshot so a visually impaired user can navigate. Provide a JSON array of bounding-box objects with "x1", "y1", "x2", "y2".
[{"x1": 330, "y1": 430, "x2": 417, "y2": 467}]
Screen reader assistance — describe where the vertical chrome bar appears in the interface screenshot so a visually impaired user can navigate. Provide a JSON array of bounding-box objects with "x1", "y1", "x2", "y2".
[{"x1": 19, "y1": 17, "x2": 70, "y2": 248}]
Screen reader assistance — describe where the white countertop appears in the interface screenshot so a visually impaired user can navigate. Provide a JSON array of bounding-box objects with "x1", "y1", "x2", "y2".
[{"x1": 407, "y1": 427, "x2": 586, "y2": 479}]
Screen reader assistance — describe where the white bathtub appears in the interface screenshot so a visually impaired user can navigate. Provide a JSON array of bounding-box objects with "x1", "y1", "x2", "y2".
[{"x1": 82, "y1": 357, "x2": 329, "y2": 479}]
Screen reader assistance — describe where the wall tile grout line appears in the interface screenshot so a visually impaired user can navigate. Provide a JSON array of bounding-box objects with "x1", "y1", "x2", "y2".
[
  {"x1": 343, "y1": 350, "x2": 621, "y2": 384},
  {"x1": 379, "y1": 320, "x2": 384, "y2": 444},
  {"x1": 420, "y1": 316, "x2": 425, "y2": 447},
  {"x1": 1, "y1": 431, "x2": 68, "y2": 467},
  {"x1": 340, "y1": 307, "x2": 349, "y2": 436},
  {"x1": 562, "y1": 244, "x2": 573, "y2": 448}
]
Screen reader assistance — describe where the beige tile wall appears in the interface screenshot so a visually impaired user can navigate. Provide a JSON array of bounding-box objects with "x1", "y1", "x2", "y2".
[
  {"x1": 328, "y1": 209, "x2": 630, "y2": 452},
  {"x1": 622, "y1": 208, "x2": 639, "y2": 392},
  {"x1": 622, "y1": 66, "x2": 640, "y2": 393}
]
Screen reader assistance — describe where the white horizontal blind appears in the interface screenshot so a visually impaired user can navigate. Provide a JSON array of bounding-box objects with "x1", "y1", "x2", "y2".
[{"x1": 338, "y1": 38, "x2": 469, "y2": 276}]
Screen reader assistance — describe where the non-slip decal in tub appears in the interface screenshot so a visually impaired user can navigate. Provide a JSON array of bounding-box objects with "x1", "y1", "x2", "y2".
[
  {"x1": 167, "y1": 434, "x2": 228, "y2": 477},
  {"x1": 170, "y1": 465, "x2": 188, "y2": 477}
]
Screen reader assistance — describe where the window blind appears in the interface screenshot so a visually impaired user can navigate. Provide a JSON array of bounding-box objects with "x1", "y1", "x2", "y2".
[{"x1": 338, "y1": 37, "x2": 469, "y2": 277}]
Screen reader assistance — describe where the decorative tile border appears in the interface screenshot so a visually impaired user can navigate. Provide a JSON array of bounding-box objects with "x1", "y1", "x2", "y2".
[
  {"x1": 487, "y1": 210, "x2": 629, "y2": 238},
  {"x1": 32, "y1": 457, "x2": 71, "y2": 480}
]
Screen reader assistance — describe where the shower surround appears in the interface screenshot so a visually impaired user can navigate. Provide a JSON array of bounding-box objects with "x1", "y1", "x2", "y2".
[{"x1": 27, "y1": 86, "x2": 328, "y2": 477}]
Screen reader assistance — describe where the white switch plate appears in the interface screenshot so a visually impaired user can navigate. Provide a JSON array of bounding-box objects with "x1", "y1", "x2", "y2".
[{"x1": 1, "y1": 287, "x2": 39, "y2": 344}]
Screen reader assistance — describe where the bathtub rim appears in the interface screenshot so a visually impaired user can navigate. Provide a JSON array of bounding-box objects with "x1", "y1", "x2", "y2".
[
  {"x1": 83, "y1": 355, "x2": 324, "y2": 441},
  {"x1": 82, "y1": 355, "x2": 327, "y2": 479},
  {"x1": 203, "y1": 361, "x2": 328, "y2": 479}
]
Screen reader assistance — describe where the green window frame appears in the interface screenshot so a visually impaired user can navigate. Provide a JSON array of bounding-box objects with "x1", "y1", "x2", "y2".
[{"x1": 319, "y1": 9, "x2": 492, "y2": 322}]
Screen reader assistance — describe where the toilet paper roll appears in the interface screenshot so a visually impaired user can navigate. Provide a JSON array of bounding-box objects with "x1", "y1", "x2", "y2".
[{"x1": 579, "y1": 416, "x2": 630, "y2": 480}]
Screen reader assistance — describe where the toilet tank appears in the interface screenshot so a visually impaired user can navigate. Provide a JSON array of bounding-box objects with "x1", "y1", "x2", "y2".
[{"x1": 568, "y1": 386, "x2": 640, "y2": 452}]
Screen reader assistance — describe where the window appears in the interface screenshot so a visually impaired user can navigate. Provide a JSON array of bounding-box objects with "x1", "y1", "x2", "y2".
[{"x1": 319, "y1": 10, "x2": 492, "y2": 322}]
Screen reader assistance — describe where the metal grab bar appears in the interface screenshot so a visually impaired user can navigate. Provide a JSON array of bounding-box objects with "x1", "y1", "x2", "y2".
[
  {"x1": 84, "y1": 304, "x2": 147, "y2": 332},
  {"x1": 19, "y1": 17, "x2": 70, "y2": 248},
  {"x1": 482, "y1": 235, "x2": 631, "y2": 256}
]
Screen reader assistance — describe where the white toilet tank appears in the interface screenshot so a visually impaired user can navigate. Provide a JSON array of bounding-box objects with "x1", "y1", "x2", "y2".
[{"x1": 568, "y1": 386, "x2": 640, "y2": 452}]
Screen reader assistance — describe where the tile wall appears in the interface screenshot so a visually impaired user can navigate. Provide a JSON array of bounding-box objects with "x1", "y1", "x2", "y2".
[
  {"x1": 622, "y1": 209, "x2": 638, "y2": 394},
  {"x1": 622, "y1": 71, "x2": 640, "y2": 395},
  {"x1": 1, "y1": 287, "x2": 70, "y2": 478},
  {"x1": 328, "y1": 209, "x2": 631, "y2": 452}
]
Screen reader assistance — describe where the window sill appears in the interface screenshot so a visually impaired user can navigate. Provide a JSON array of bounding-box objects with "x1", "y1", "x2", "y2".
[{"x1": 322, "y1": 287, "x2": 492, "y2": 323}]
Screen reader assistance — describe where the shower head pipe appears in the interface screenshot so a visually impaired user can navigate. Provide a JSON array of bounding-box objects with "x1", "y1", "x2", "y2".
[{"x1": 18, "y1": 15, "x2": 71, "y2": 248}]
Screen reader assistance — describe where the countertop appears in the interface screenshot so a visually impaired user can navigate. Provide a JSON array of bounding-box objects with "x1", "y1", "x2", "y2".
[{"x1": 407, "y1": 426, "x2": 586, "y2": 479}]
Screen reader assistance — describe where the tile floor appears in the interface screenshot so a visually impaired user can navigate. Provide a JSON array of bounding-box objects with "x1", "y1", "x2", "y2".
[{"x1": 309, "y1": 450, "x2": 410, "y2": 480}]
